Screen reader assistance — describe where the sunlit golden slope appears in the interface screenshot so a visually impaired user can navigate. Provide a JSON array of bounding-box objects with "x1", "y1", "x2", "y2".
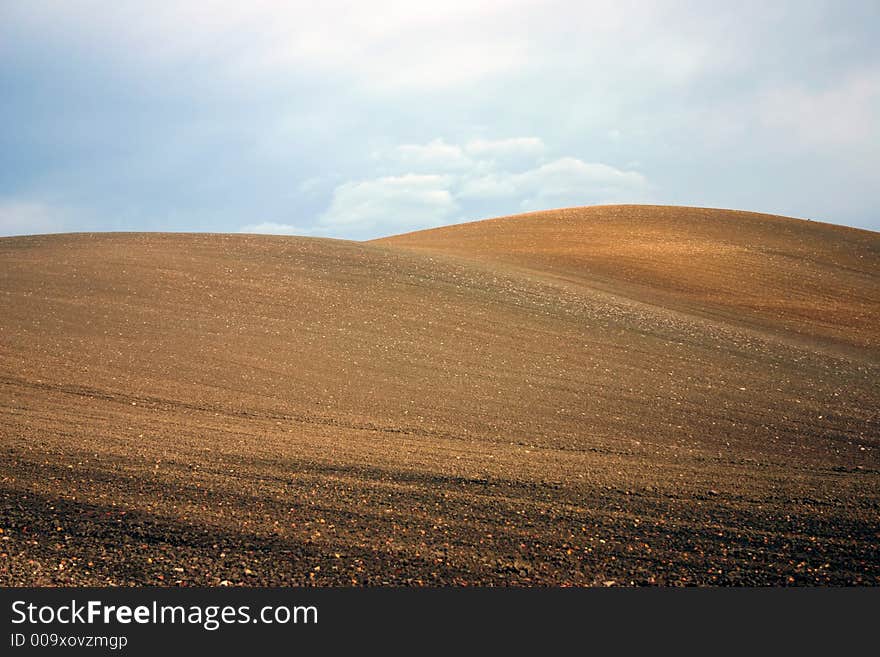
[{"x1": 376, "y1": 205, "x2": 880, "y2": 352}]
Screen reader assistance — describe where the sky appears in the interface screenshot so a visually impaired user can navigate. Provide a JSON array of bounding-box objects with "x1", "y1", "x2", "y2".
[{"x1": 1, "y1": 0, "x2": 879, "y2": 239}]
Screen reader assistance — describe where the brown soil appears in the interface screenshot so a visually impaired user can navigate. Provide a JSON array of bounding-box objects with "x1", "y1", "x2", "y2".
[{"x1": 1, "y1": 205, "x2": 878, "y2": 586}]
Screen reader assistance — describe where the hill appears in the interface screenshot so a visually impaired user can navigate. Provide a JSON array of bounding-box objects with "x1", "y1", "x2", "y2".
[
  {"x1": 1, "y1": 205, "x2": 878, "y2": 585},
  {"x1": 376, "y1": 205, "x2": 880, "y2": 353}
]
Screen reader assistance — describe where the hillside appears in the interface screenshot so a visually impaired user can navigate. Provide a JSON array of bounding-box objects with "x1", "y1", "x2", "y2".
[
  {"x1": 376, "y1": 205, "x2": 880, "y2": 353},
  {"x1": 1, "y1": 205, "x2": 878, "y2": 586}
]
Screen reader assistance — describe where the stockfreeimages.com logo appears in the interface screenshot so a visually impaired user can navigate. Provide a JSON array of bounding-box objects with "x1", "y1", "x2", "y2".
[{"x1": 11, "y1": 600, "x2": 318, "y2": 632}]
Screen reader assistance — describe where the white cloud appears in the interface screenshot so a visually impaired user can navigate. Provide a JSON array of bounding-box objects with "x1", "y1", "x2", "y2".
[
  {"x1": 1, "y1": 1, "x2": 536, "y2": 91},
  {"x1": 460, "y1": 157, "x2": 649, "y2": 207},
  {"x1": 0, "y1": 200, "x2": 66, "y2": 236},
  {"x1": 759, "y1": 69, "x2": 880, "y2": 149},
  {"x1": 238, "y1": 221, "x2": 312, "y2": 236},
  {"x1": 3, "y1": 1, "x2": 740, "y2": 96},
  {"x1": 321, "y1": 138, "x2": 653, "y2": 237},
  {"x1": 318, "y1": 174, "x2": 459, "y2": 238},
  {"x1": 394, "y1": 139, "x2": 472, "y2": 171},
  {"x1": 521, "y1": 157, "x2": 648, "y2": 196}
]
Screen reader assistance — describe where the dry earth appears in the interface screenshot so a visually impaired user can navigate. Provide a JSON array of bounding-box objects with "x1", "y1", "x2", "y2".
[{"x1": 1, "y1": 204, "x2": 878, "y2": 585}]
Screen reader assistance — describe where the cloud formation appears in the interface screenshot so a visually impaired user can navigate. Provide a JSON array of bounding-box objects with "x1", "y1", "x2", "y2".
[
  {"x1": 308, "y1": 138, "x2": 651, "y2": 238},
  {"x1": 1, "y1": 1, "x2": 878, "y2": 237},
  {"x1": 393, "y1": 140, "x2": 472, "y2": 172},
  {"x1": 318, "y1": 174, "x2": 459, "y2": 237},
  {"x1": 460, "y1": 156, "x2": 649, "y2": 205}
]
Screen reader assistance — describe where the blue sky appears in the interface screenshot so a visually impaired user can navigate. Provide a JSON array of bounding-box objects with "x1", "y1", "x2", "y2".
[{"x1": 1, "y1": 0, "x2": 878, "y2": 239}]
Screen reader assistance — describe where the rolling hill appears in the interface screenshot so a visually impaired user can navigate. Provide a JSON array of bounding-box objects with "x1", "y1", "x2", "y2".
[{"x1": 1, "y1": 205, "x2": 878, "y2": 585}]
